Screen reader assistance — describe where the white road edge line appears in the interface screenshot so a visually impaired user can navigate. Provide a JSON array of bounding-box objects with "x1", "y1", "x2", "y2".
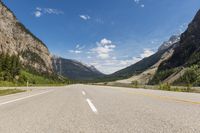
[
  {"x1": 86, "y1": 98, "x2": 98, "y2": 114},
  {"x1": 0, "y1": 90, "x2": 53, "y2": 106},
  {"x1": 82, "y1": 91, "x2": 86, "y2": 96}
]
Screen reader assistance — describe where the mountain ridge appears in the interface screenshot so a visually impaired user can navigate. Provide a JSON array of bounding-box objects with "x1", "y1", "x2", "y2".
[
  {"x1": 150, "y1": 9, "x2": 200, "y2": 86},
  {"x1": 53, "y1": 57, "x2": 105, "y2": 81}
]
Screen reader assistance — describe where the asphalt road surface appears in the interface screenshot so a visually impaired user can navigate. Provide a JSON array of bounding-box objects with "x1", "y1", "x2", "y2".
[{"x1": 0, "y1": 84, "x2": 200, "y2": 133}]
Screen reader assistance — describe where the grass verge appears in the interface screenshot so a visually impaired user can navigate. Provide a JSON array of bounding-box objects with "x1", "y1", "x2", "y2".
[
  {"x1": 0, "y1": 89, "x2": 26, "y2": 96},
  {"x1": 91, "y1": 82, "x2": 200, "y2": 93}
]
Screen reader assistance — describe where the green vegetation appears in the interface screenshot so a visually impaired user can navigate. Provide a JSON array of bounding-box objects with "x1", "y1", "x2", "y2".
[
  {"x1": 149, "y1": 68, "x2": 179, "y2": 85},
  {"x1": 159, "y1": 83, "x2": 171, "y2": 91},
  {"x1": 175, "y1": 65, "x2": 200, "y2": 87},
  {"x1": 158, "y1": 83, "x2": 193, "y2": 92},
  {"x1": 0, "y1": 53, "x2": 20, "y2": 82},
  {"x1": 96, "y1": 82, "x2": 195, "y2": 93},
  {"x1": 131, "y1": 80, "x2": 139, "y2": 88},
  {"x1": 0, "y1": 53, "x2": 70, "y2": 86},
  {"x1": 0, "y1": 89, "x2": 25, "y2": 96},
  {"x1": 19, "y1": 70, "x2": 70, "y2": 86}
]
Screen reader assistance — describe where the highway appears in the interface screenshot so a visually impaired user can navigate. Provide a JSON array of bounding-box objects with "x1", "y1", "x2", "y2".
[{"x1": 0, "y1": 84, "x2": 200, "y2": 133}]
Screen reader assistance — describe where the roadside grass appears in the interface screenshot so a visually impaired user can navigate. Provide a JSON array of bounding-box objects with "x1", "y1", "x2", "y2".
[
  {"x1": 20, "y1": 71, "x2": 58, "y2": 85},
  {"x1": 0, "y1": 81, "x2": 18, "y2": 87},
  {"x1": 92, "y1": 82, "x2": 200, "y2": 93},
  {"x1": 0, "y1": 71, "x2": 69, "y2": 87},
  {"x1": 0, "y1": 89, "x2": 26, "y2": 96},
  {"x1": 0, "y1": 80, "x2": 67, "y2": 87}
]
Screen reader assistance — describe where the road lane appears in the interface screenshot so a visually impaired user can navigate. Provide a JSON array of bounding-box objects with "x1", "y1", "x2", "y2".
[
  {"x1": 78, "y1": 85, "x2": 200, "y2": 133},
  {"x1": 0, "y1": 84, "x2": 200, "y2": 133},
  {"x1": 0, "y1": 86, "x2": 98, "y2": 133},
  {"x1": 0, "y1": 90, "x2": 53, "y2": 106}
]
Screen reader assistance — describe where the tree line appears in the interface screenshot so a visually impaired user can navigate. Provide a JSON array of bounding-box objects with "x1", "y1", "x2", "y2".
[{"x1": 0, "y1": 53, "x2": 21, "y2": 81}]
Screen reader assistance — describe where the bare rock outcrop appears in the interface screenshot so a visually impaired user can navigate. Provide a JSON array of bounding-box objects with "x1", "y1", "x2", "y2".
[{"x1": 0, "y1": 1, "x2": 53, "y2": 73}]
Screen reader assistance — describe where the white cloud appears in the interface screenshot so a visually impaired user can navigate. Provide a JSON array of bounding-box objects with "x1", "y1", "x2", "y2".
[
  {"x1": 140, "y1": 49, "x2": 155, "y2": 58},
  {"x1": 88, "y1": 57, "x2": 141, "y2": 74},
  {"x1": 80, "y1": 15, "x2": 91, "y2": 20},
  {"x1": 68, "y1": 44, "x2": 85, "y2": 54},
  {"x1": 34, "y1": 11, "x2": 42, "y2": 17},
  {"x1": 86, "y1": 38, "x2": 155, "y2": 74},
  {"x1": 69, "y1": 50, "x2": 82, "y2": 54},
  {"x1": 36, "y1": 7, "x2": 42, "y2": 11},
  {"x1": 33, "y1": 7, "x2": 63, "y2": 18},
  {"x1": 87, "y1": 47, "x2": 155, "y2": 74},
  {"x1": 88, "y1": 38, "x2": 149, "y2": 74},
  {"x1": 44, "y1": 8, "x2": 64, "y2": 15},
  {"x1": 133, "y1": 0, "x2": 145, "y2": 8},
  {"x1": 100, "y1": 38, "x2": 112, "y2": 45},
  {"x1": 91, "y1": 38, "x2": 116, "y2": 59},
  {"x1": 134, "y1": 0, "x2": 140, "y2": 4}
]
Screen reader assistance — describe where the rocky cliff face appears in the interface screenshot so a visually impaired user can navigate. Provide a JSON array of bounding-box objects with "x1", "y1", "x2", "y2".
[
  {"x1": 0, "y1": 1, "x2": 53, "y2": 73},
  {"x1": 158, "y1": 10, "x2": 200, "y2": 70},
  {"x1": 150, "y1": 9, "x2": 200, "y2": 85}
]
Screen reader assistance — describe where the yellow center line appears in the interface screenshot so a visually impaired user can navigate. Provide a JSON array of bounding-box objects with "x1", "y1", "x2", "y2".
[
  {"x1": 102, "y1": 86, "x2": 200, "y2": 105},
  {"x1": 122, "y1": 90, "x2": 200, "y2": 105}
]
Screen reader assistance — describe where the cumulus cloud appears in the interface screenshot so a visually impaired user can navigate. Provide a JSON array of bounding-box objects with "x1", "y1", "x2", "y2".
[
  {"x1": 80, "y1": 15, "x2": 91, "y2": 20},
  {"x1": 88, "y1": 56, "x2": 141, "y2": 74},
  {"x1": 33, "y1": 7, "x2": 63, "y2": 18},
  {"x1": 87, "y1": 46, "x2": 155, "y2": 74},
  {"x1": 86, "y1": 38, "x2": 155, "y2": 74},
  {"x1": 91, "y1": 38, "x2": 116, "y2": 59}
]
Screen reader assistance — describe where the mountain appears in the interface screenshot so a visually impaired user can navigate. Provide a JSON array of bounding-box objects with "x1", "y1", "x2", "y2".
[
  {"x1": 99, "y1": 37, "x2": 179, "y2": 83},
  {"x1": 158, "y1": 35, "x2": 180, "y2": 51},
  {"x1": 158, "y1": 10, "x2": 200, "y2": 70},
  {"x1": 115, "y1": 48, "x2": 175, "y2": 84},
  {"x1": 101, "y1": 10, "x2": 200, "y2": 86},
  {"x1": 0, "y1": 1, "x2": 69, "y2": 85},
  {"x1": 0, "y1": 1, "x2": 53, "y2": 74},
  {"x1": 53, "y1": 57, "x2": 104, "y2": 81},
  {"x1": 150, "y1": 9, "x2": 200, "y2": 86},
  {"x1": 0, "y1": 2, "x2": 103, "y2": 83}
]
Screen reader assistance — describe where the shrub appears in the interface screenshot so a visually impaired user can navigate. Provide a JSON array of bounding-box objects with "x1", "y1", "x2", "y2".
[
  {"x1": 132, "y1": 80, "x2": 139, "y2": 88},
  {"x1": 149, "y1": 68, "x2": 178, "y2": 85},
  {"x1": 159, "y1": 83, "x2": 171, "y2": 91}
]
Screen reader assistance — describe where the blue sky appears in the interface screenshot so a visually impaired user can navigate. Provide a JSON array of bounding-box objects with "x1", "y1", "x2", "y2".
[{"x1": 4, "y1": 0, "x2": 200, "y2": 74}]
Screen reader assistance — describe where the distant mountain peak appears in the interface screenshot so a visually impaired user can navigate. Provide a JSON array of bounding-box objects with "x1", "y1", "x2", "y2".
[
  {"x1": 158, "y1": 35, "x2": 180, "y2": 51},
  {"x1": 52, "y1": 57, "x2": 104, "y2": 81}
]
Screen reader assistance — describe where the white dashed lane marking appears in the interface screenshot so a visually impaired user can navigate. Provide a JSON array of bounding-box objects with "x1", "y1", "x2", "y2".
[{"x1": 86, "y1": 98, "x2": 98, "y2": 114}]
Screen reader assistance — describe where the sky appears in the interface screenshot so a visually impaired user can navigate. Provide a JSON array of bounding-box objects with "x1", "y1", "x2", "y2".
[{"x1": 3, "y1": 0, "x2": 200, "y2": 74}]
